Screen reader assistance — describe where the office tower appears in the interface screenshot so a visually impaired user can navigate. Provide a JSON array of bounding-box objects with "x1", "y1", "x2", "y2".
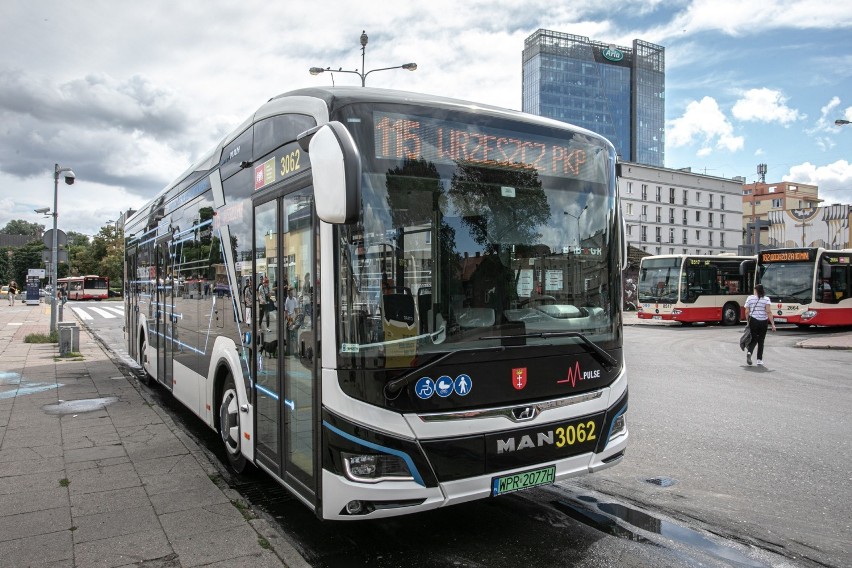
[{"x1": 522, "y1": 29, "x2": 665, "y2": 167}]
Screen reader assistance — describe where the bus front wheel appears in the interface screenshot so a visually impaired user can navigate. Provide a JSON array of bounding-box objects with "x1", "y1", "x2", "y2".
[
  {"x1": 138, "y1": 337, "x2": 153, "y2": 386},
  {"x1": 219, "y1": 375, "x2": 248, "y2": 473},
  {"x1": 721, "y1": 303, "x2": 740, "y2": 326}
]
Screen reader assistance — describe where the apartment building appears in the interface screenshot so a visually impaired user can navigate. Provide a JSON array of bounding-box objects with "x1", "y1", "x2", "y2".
[{"x1": 618, "y1": 162, "x2": 744, "y2": 255}]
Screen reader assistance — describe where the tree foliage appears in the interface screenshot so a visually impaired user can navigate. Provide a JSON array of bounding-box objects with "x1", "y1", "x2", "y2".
[
  {"x1": 0, "y1": 219, "x2": 45, "y2": 237},
  {"x1": 0, "y1": 221, "x2": 124, "y2": 290}
]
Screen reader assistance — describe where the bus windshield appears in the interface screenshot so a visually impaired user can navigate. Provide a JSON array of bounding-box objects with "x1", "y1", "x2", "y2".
[
  {"x1": 759, "y1": 262, "x2": 814, "y2": 303},
  {"x1": 638, "y1": 257, "x2": 680, "y2": 303},
  {"x1": 333, "y1": 103, "x2": 619, "y2": 369}
]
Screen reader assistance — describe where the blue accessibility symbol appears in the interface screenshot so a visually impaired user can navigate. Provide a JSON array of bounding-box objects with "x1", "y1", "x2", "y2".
[
  {"x1": 415, "y1": 377, "x2": 435, "y2": 399},
  {"x1": 436, "y1": 375, "x2": 454, "y2": 398},
  {"x1": 454, "y1": 374, "x2": 472, "y2": 396}
]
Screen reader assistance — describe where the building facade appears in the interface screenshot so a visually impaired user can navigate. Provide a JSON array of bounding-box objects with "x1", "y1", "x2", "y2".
[
  {"x1": 741, "y1": 181, "x2": 822, "y2": 253},
  {"x1": 619, "y1": 162, "x2": 744, "y2": 256},
  {"x1": 766, "y1": 204, "x2": 851, "y2": 250},
  {"x1": 522, "y1": 29, "x2": 665, "y2": 167}
]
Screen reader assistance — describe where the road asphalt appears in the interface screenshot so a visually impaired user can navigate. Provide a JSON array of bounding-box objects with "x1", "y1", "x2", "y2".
[
  {"x1": 2, "y1": 301, "x2": 849, "y2": 567},
  {"x1": 0, "y1": 301, "x2": 308, "y2": 568},
  {"x1": 623, "y1": 310, "x2": 852, "y2": 349}
]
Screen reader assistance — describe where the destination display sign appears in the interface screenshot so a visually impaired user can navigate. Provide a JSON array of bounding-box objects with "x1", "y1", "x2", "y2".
[
  {"x1": 373, "y1": 111, "x2": 607, "y2": 181},
  {"x1": 760, "y1": 250, "x2": 816, "y2": 263}
]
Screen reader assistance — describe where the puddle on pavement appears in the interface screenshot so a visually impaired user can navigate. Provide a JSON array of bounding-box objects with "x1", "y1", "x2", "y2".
[
  {"x1": 0, "y1": 371, "x2": 22, "y2": 386},
  {"x1": 0, "y1": 372, "x2": 64, "y2": 400},
  {"x1": 556, "y1": 495, "x2": 768, "y2": 568},
  {"x1": 42, "y1": 397, "x2": 119, "y2": 415}
]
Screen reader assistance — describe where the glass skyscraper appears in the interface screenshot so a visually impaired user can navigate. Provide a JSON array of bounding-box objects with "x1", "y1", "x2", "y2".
[{"x1": 522, "y1": 29, "x2": 665, "y2": 167}]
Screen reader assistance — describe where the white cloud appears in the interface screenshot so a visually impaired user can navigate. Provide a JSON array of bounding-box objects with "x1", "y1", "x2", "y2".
[
  {"x1": 731, "y1": 88, "x2": 803, "y2": 124},
  {"x1": 647, "y1": 1, "x2": 852, "y2": 41},
  {"x1": 783, "y1": 160, "x2": 852, "y2": 205},
  {"x1": 666, "y1": 96, "x2": 744, "y2": 154}
]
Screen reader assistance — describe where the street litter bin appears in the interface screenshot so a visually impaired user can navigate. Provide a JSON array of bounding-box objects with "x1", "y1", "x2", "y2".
[{"x1": 58, "y1": 322, "x2": 80, "y2": 355}]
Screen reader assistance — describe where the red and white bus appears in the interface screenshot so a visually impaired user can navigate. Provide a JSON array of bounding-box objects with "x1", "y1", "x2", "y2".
[
  {"x1": 758, "y1": 248, "x2": 852, "y2": 327},
  {"x1": 57, "y1": 275, "x2": 110, "y2": 301},
  {"x1": 637, "y1": 254, "x2": 756, "y2": 325}
]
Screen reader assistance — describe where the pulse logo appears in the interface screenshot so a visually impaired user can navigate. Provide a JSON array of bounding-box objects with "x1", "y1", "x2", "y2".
[{"x1": 557, "y1": 362, "x2": 601, "y2": 388}]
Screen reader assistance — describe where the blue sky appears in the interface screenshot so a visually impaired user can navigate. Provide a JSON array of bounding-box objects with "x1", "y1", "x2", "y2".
[{"x1": 0, "y1": 0, "x2": 850, "y2": 236}]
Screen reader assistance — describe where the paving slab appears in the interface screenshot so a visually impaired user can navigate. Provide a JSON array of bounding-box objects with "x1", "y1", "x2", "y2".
[{"x1": 0, "y1": 304, "x2": 298, "y2": 567}]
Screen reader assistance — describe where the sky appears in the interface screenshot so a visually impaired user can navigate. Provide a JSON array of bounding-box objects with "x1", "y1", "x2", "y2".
[{"x1": 1, "y1": 1, "x2": 851, "y2": 238}]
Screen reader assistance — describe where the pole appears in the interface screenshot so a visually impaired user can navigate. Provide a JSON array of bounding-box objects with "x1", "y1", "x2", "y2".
[
  {"x1": 50, "y1": 163, "x2": 59, "y2": 333},
  {"x1": 360, "y1": 30, "x2": 368, "y2": 87}
]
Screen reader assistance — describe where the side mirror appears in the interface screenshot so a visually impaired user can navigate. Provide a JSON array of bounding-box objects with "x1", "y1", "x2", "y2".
[{"x1": 298, "y1": 122, "x2": 361, "y2": 224}]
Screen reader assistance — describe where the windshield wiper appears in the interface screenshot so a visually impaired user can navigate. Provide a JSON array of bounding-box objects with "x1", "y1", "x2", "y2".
[{"x1": 478, "y1": 331, "x2": 618, "y2": 371}]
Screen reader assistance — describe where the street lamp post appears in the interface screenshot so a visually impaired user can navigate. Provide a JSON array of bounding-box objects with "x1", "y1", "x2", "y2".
[
  {"x1": 309, "y1": 30, "x2": 417, "y2": 86},
  {"x1": 564, "y1": 205, "x2": 588, "y2": 247},
  {"x1": 564, "y1": 205, "x2": 588, "y2": 299},
  {"x1": 50, "y1": 163, "x2": 75, "y2": 333}
]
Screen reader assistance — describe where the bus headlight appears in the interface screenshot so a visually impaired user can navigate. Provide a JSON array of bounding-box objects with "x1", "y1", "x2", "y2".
[
  {"x1": 672, "y1": 309, "x2": 682, "y2": 315},
  {"x1": 608, "y1": 413, "x2": 627, "y2": 442},
  {"x1": 801, "y1": 310, "x2": 817, "y2": 321},
  {"x1": 342, "y1": 452, "x2": 414, "y2": 483}
]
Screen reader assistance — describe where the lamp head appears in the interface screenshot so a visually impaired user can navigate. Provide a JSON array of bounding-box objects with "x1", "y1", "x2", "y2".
[
  {"x1": 309, "y1": 67, "x2": 325, "y2": 76},
  {"x1": 835, "y1": 119, "x2": 851, "y2": 126},
  {"x1": 34, "y1": 207, "x2": 50, "y2": 214},
  {"x1": 360, "y1": 31, "x2": 368, "y2": 47},
  {"x1": 63, "y1": 170, "x2": 76, "y2": 185},
  {"x1": 402, "y1": 62, "x2": 417, "y2": 71}
]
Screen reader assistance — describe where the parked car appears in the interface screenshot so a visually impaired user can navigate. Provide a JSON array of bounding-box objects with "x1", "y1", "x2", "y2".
[{"x1": 1, "y1": 285, "x2": 8, "y2": 296}]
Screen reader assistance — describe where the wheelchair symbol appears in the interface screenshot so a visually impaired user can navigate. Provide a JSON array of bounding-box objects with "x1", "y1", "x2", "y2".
[{"x1": 415, "y1": 377, "x2": 435, "y2": 399}]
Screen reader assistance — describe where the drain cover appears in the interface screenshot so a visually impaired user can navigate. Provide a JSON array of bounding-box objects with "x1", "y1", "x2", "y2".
[{"x1": 644, "y1": 476, "x2": 677, "y2": 487}]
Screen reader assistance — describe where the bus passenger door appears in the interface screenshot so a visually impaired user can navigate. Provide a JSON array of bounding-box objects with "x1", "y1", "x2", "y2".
[
  {"x1": 155, "y1": 236, "x2": 174, "y2": 391},
  {"x1": 253, "y1": 184, "x2": 318, "y2": 507},
  {"x1": 126, "y1": 244, "x2": 138, "y2": 362}
]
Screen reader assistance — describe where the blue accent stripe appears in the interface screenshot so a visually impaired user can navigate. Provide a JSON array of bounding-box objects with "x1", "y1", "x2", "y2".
[
  {"x1": 256, "y1": 384, "x2": 279, "y2": 400},
  {"x1": 322, "y1": 420, "x2": 425, "y2": 486}
]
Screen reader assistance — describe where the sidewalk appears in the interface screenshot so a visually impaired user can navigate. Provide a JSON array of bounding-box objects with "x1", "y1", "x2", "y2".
[
  {"x1": 0, "y1": 303, "x2": 305, "y2": 568},
  {"x1": 623, "y1": 310, "x2": 852, "y2": 349}
]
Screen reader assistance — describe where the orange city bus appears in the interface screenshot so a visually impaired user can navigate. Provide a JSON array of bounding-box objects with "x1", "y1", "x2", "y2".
[
  {"x1": 758, "y1": 247, "x2": 852, "y2": 327},
  {"x1": 57, "y1": 275, "x2": 110, "y2": 301},
  {"x1": 637, "y1": 254, "x2": 756, "y2": 325}
]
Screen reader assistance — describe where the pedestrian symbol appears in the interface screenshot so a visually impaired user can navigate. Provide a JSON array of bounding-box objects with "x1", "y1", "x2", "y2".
[{"x1": 454, "y1": 374, "x2": 472, "y2": 396}]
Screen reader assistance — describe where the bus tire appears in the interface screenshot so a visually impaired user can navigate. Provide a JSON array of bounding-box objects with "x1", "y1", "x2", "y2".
[
  {"x1": 138, "y1": 336, "x2": 153, "y2": 386},
  {"x1": 219, "y1": 375, "x2": 248, "y2": 473},
  {"x1": 721, "y1": 302, "x2": 739, "y2": 326}
]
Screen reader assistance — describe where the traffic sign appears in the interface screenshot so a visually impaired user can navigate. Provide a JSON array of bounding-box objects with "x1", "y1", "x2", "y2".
[{"x1": 43, "y1": 229, "x2": 67, "y2": 248}]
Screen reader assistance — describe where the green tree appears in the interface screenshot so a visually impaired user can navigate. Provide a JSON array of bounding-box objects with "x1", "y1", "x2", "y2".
[
  {"x1": 67, "y1": 232, "x2": 95, "y2": 276},
  {"x1": 91, "y1": 224, "x2": 124, "y2": 288},
  {"x1": 0, "y1": 219, "x2": 44, "y2": 236},
  {"x1": 10, "y1": 240, "x2": 46, "y2": 286}
]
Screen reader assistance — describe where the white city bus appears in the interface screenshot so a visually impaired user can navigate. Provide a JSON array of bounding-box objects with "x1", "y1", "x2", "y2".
[
  {"x1": 124, "y1": 87, "x2": 629, "y2": 520},
  {"x1": 758, "y1": 247, "x2": 852, "y2": 326},
  {"x1": 637, "y1": 254, "x2": 756, "y2": 325}
]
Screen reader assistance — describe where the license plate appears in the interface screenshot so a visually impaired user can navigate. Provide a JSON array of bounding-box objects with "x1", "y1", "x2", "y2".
[
  {"x1": 492, "y1": 465, "x2": 556, "y2": 496},
  {"x1": 775, "y1": 317, "x2": 786, "y2": 323},
  {"x1": 652, "y1": 315, "x2": 662, "y2": 320}
]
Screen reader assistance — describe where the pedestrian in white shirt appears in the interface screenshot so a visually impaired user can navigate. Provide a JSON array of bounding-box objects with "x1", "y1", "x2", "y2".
[{"x1": 744, "y1": 284, "x2": 776, "y2": 366}]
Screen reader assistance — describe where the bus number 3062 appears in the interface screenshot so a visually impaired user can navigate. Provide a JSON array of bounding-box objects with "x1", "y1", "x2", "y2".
[
  {"x1": 555, "y1": 421, "x2": 597, "y2": 447},
  {"x1": 280, "y1": 150, "x2": 301, "y2": 175}
]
